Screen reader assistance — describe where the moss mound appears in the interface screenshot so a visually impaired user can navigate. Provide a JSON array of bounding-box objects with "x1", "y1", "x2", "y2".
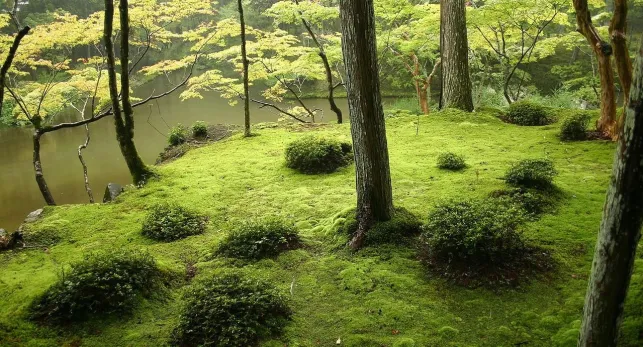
[
  {"x1": 216, "y1": 219, "x2": 300, "y2": 260},
  {"x1": 285, "y1": 135, "x2": 353, "y2": 174},
  {"x1": 559, "y1": 112, "x2": 591, "y2": 141},
  {"x1": 420, "y1": 199, "x2": 553, "y2": 287},
  {"x1": 141, "y1": 203, "x2": 207, "y2": 242},
  {"x1": 171, "y1": 271, "x2": 291, "y2": 347},
  {"x1": 29, "y1": 249, "x2": 164, "y2": 324},
  {"x1": 341, "y1": 207, "x2": 422, "y2": 247},
  {"x1": 506, "y1": 100, "x2": 554, "y2": 126}
]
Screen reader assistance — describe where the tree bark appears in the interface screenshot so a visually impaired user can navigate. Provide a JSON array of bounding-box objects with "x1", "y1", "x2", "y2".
[
  {"x1": 573, "y1": 0, "x2": 618, "y2": 138},
  {"x1": 238, "y1": 0, "x2": 251, "y2": 137},
  {"x1": 610, "y1": 0, "x2": 633, "y2": 133},
  {"x1": 340, "y1": 0, "x2": 394, "y2": 250},
  {"x1": 0, "y1": 26, "x2": 30, "y2": 112},
  {"x1": 578, "y1": 36, "x2": 643, "y2": 347},
  {"x1": 33, "y1": 131, "x2": 55, "y2": 205},
  {"x1": 440, "y1": 0, "x2": 474, "y2": 112}
]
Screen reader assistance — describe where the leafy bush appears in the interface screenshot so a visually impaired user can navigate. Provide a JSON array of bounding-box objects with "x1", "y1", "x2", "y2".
[
  {"x1": 341, "y1": 207, "x2": 422, "y2": 247},
  {"x1": 505, "y1": 159, "x2": 557, "y2": 188},
  {"x1": 436, "y1": 152, "x2": 467, "y2": 171},
  {"x1": 490, "y1": 188, "x2": 552, "y2": 217},
  {"x1": 141, "y1": 203, "x2": 207, "y2": 242},
  {"x1": 422, "y1": 200, "x2": 525, "y2": 265},
  {"x1": 29, "y1": 249, "x2": 163, "y2": 324},
  {"x1": 216, "y1": 219, "x2": 300, "y2": 260},
  {"x1": 285, "y1": 135, "x2": 353, "y2": 174},
  {"x1": 506, "y1": 100, "x2": 554, "y2": 126},
  {"x1": 172, "y1": 271, "x2": 291, "y2": 347},
  {"x1": 191, "y1": 121, "x2": 208, "y2": 138},
  {"x1": 168, "y1": 124, "x2": 188, "y2": 146},
  {"x1": 560, "y1": 112, "x2": 591, "y2": 141}
]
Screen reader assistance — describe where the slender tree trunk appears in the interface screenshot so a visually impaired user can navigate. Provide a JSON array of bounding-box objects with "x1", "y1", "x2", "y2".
[
  {"x1": 78, "y1": 122, "x2": 94, "y2": 203},
  {"x1": 33, "y1": 131, "x2": 55, "y2": 205},
  {"x1": 238, "y1": 0, "x2": 251, "y2": 137},
  {"x1": 0, "y1": 26, "x2": 30, "y2": 112},
  {"x1": 294, "y1": 0, "x2": 343, "y2": 124},
  {"x1": 573, "y1": 0, "x2": 618, "y2": 138},
  {"x1": 610, "y1": 0, "x2": 633, "y2": 134},
  {"x1": 578, "y1": 36, "x2": 643, "y2": 347},
  {"x1": 427, "y1": 58, "x2": 441, "y2": 114},
  {"x1": 440, "y1": 0, "x2": 474, "y2": 111},
  {"x1": 340, "y1": 0, "x2": 394, "y2": 250}
]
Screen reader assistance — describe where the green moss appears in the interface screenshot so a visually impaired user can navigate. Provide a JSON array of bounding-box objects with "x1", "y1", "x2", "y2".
[
  {"x1": 0, "y1": 109, "x2": 639, "y2": 346},
  {"x1": 340, "y1": 207, "x2": 422, "y2": 247}
]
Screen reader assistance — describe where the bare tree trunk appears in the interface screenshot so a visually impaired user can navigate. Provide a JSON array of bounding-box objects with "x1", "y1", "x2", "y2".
[
  {"x1": 340, "y1": 0, "x2": 394, "y2": 250},
  {"x1": 0, "y1": 26, "x2": 30, "y2": 112},
  {"x1": 573, "y1": 0, "x2": 618, "y2": 138},
  {"x1": 238, "y1": 0, "x2": 251, "y2": 137},
  {"x1": 295, "y1": 0, "x2": 343, "y2": 123},
  {"x1": 578, "y1": 36, "x2": 643, "y2": 347},
  {"x1": 78, "y1": 122, "x2": 94, "y2": 203},
  {"x1": 427, "y1": 59, "x2": 441, "y2": 114},
  {"x1": 440, "y1": 0, "x2": 474, "y2": 111},
  {"x1": 610, "y1": 0, "x2": 633, "y2": 134},
  {"x1": 33, "y1": 131, "x2": 55, "y2": 205}
]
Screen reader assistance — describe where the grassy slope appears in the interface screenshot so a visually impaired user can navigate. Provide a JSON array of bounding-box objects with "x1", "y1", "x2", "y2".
[{"x1": 1, "y1": 110, "x2": 642, "y2": 347}]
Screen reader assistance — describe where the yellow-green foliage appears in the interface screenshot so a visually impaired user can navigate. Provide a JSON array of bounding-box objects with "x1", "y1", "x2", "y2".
[{"x1": 1, "y1": 110, "x2": 641, "y2": 346}]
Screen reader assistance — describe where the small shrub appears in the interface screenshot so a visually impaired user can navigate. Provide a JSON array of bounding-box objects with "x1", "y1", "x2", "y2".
[
  {"x1": 505, "y1": 159, "x2": 557, "y2": 188},
  {"x1": 285, "y1": 135, "x2": 353, "y2": 174},
  {"x1": 191, "y1": 121, "x2": 208, "y2": 138},
  {"x1": 341, "y1": 207, "x2": 422, "y2": 247},
  {"x1": 560, "y1": 112, "x2": 591, "y2": 141},
  {"x1": 29, "y1": 249, "x2": 163, "y2": 324},
  {"x1": 168, "y1": 124, "x2": 188, "y2": 146},
  {"x1": 436, "y1": 152, "x2": 467, "y2": 171},
  {"x1": 171, "y1": 271, "x2": 291, "y2": 347},
  {"x1": 422, "y1": 200, "x2": 525, "y2": 265},
  {"x1": 506, "y1": 100, "x2": 554, "y2": 126},
  {"x1": 141, "y1": 203, "x2": 207, "y2": 242},
  {"x1": 216, "y1": 219, "x2": 300, "y2": 260},
  {"x1": 490, "y1": 188, "x2": 552, "y2": 217},
  {"x1": 420, "y1": 199, "x2": 554, "y2": 286}
]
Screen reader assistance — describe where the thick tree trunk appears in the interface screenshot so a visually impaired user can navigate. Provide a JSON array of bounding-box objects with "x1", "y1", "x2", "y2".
[
  {"x1": 238, "y1": 0, "x2": 251, "y2": 137},
  {"x1": 339, "y1": 0, "x2": 394, "y2": 250},
  {"x1": 440, "y1": 0, "x2": 474, "y2": 112},
  {"x1": 578, "y1": 37, "x2": 643, "y2": 347},
  {"x1": 0, "y1": 26, "x2": 30, "y2": 112},
  {"x1": 573, "y1": 0, "x2": 618, "y2": 138},
  {"x1": 33, "y1": 131, "x2": 55, "y2": 205}
]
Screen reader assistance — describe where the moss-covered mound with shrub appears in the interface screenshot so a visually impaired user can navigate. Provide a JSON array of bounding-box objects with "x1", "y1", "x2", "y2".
[
  {"x1": 489, "y1": 187, "x2": 555, "y2": 217},
  {"x1": 341, "y1": 207, "x2": 422, "y2": 247},
  {"x1": 505, "y1": 158, "x2": 557, "y2": 188},
  {"x1": 285, "y1": 135, "x2": 353, "y2": 174},
  {"x1": 168, "y1": 124, "x2": 188, "y2": 146},
  {"x1": 171, "y1": 271, "x2": 291, "y2": 347},
  {"x1": 505, "y1": 101, "x2": 554, "y2": 126},
  {"x1": 216, "y1": 219, "x2": 300, "y2": 260},
  {"x1": 141, "y1": 203, "x2": 207, "y2": 242},
  {"x1": 560, "y1": 112, "x2": 591, "y2": 141},
  {"x1": 436, "y1": 152, "x2": 467, "y2": 171},
  {"x1": 191, "y1": 121, "x2": 208, "y2": 138},
  {"x1": 29, "y1": 249, "x2": 164, "y2": 324},
  {"x1": 420, "y1": 200, "x2": 553, "y2": 287}
]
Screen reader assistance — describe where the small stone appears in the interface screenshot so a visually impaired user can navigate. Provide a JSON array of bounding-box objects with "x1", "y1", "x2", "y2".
[
  {"x1": 103, "y1": 183, "x2": 124, "y2": 203},
  {"x1": 24, "y1": 209, "x2": 44, "y2": 223}
]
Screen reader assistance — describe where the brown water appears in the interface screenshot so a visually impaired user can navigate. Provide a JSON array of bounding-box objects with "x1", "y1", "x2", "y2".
[{"x1": 0, "y1": 81, "x2": 374, "y2": 231}]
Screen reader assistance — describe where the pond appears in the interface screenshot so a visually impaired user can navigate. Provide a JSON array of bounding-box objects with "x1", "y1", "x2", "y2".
[{"x1": 0, "y1": 81, "x2": 400, "y2": 231}]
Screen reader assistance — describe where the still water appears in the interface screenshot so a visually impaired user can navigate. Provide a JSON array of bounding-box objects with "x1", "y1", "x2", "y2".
[{"x1": 0, "y1": 81, "x2": 385, "y2": 231}]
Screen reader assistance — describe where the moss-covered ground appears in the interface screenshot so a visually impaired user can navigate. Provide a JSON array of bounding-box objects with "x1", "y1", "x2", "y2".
[{"x1": 1, "y1": 109, "x2": 641, "y2": 346}]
